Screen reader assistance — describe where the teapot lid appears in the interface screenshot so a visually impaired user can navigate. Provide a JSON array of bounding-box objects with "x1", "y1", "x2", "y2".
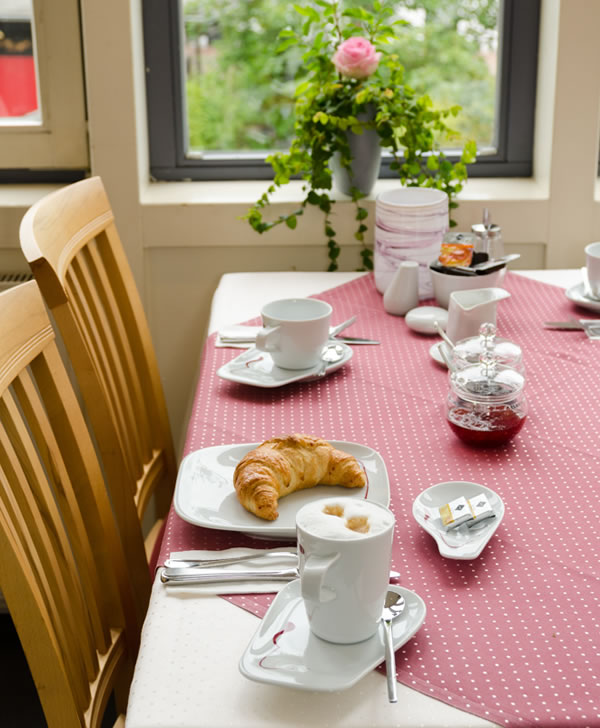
[
  {"x1": 450, "y1": 350, "x2": 525, "y2": 404},
  {"x1": 452, "y1": 322, "x2": 523, "y2": 371}
]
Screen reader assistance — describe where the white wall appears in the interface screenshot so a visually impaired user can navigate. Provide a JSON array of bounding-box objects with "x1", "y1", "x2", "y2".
[{"x1": 1, "y1": 0, "x2": 599, "y2": 452}]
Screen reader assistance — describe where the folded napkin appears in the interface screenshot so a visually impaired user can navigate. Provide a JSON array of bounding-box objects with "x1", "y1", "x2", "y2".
[
  {"x1": 215, "y1": 325, "x2": 260, "y2": 348},
  {"x1": 162, "y1": 547, "x2": 298, "y2": 595}
]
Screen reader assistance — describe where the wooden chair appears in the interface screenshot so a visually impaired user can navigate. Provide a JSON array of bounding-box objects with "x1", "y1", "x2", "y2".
[
  {"x1": 20, "y1": 176, "x2": 177, "y2": 564},
  {"x1": 0, "y1": 281, "x2": 149, "y2": 727}
]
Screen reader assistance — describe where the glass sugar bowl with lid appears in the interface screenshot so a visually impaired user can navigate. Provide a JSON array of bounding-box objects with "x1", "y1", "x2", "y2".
[
  {"x1": 450, "y1": 322, "x2": 524, "y2": 373},
  {"x1": 446, "y1": 350, "x2": 527, "y2": 447}
]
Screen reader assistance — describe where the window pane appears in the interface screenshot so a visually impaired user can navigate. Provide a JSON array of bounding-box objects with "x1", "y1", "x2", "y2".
[
  {"x1": 182, "y1": 0, "x2": 500, "y2": 157},
  {"x1": 0, "y1": 0, "x2": 39, "y2": 122}
]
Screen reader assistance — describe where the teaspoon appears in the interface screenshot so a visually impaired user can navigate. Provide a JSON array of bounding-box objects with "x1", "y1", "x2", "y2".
[
  {"x1": 315, "y1": 343, "x2": 345, "y2": 377},
  {"x1": 381, "y1": 590, "x2": 406, "y2": 703}
]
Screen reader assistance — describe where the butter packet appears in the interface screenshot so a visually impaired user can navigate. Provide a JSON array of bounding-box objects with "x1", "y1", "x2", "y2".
[
  {"x1": 466, "y1": 492, "x2": 495, "y2": 527},
  {"x1": 439, "y1": 493, "x2": 495, "y2": 530},
  {"x1": 439, "y1": 496, "x2": 472, "y2": 530}
]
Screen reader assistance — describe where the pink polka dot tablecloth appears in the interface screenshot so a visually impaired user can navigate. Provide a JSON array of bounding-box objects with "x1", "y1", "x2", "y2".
[{"x1": 158, "y1": 272, "x2": 600, "y2": 728}]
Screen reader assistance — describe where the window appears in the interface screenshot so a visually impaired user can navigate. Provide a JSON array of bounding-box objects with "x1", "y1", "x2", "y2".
[
  {"x1": 144, "y1": 0, "x2": 539, "y2": 181},
  {"x1": 0, "y1": 0, "x2": 87, "y2": 181}
]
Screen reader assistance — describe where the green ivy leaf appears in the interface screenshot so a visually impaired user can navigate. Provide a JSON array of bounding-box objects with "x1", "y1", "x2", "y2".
[
  {"x1": 426, "y1": 154, "x2": 439, "y2": 171},
  {"x1": 285, "y1": 215, "x2": 297, "y2": 229}
]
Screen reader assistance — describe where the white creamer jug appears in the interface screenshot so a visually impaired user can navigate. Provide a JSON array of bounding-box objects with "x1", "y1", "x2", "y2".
[{"x1": 446, "y1": 288, "x2": 510, "y2": 344}]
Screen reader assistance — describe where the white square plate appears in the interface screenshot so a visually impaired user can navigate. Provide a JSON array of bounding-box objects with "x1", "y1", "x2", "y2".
[{"x1": 174, "y1": 441, "x2": 390, "y2": 539}]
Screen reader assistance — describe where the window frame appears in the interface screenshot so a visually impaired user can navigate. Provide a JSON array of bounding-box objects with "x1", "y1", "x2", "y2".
[
  {"x1": 0, "y1": 0, "x2": 88, "y2": 182},
  {"x1": 143, "y1": 0, "x2": 540, "y2": 182}
]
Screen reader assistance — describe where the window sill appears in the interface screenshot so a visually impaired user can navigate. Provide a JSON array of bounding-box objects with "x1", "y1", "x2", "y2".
[{"x1": 140, "y1": 176, "x2": 550, "y2": 207}]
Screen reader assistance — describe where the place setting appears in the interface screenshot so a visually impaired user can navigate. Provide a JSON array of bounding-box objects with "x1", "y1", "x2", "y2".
[
  {"x1": 216, "y1": 298, "x2": 378, "y2": 388},
  {"x1": 159, "y1": 433, "x2": 430, "y2": 701}
]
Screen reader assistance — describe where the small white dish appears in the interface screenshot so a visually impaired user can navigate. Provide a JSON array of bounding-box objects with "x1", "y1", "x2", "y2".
[
  {"x1": 405, "y1": 306, "x2": 448, "y2": 334},
  {"x1": 430, "y1": 265, "x2": 506, "y2": 308},
  {"x1": 412, "y1": 480, "x2": 504, "y2": 560},
  {"x1": 429, "y1": 341, "x2": 451, "y2": 367},
  {"x1": 565, "y1": 282, "x2": 600, "y2": 312},
  {"x1": 174, "y1": 441, "x2": 390, "y2": 539},
  {"x1": 239, "y1": 580, "x2": 426, "y2": 691},
  {"x1": 217, "y1": 344, "x2": 352, "y2": 387}
]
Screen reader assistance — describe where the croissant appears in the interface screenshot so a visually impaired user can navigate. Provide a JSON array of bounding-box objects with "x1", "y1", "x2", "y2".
[{"x1": 233, "y1": 434, "x2": 366, "y2": 521}]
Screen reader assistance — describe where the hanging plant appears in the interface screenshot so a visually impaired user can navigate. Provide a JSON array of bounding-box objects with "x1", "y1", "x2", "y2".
[{"x1": 244, "y1": 0, "x2": 477, "y2": 271}]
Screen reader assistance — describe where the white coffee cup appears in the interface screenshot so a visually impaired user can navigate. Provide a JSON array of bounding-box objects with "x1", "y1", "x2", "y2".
[
  {"x1": 585, "y1": 242, "x2": 600, "y2": 298},
  {"x1": 296, "y1": 497, "x2": 395, "y2": 644},
  {"x1": 255, "y1": 298, "x2": 332, "y2": 370}
]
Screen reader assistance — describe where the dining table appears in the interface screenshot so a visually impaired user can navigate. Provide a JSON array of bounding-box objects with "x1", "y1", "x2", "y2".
[{"x1": 125, "y1": 268, "x2": 599, "y2": 728}]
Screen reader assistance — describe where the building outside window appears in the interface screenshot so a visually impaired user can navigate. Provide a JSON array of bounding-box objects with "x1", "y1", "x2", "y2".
[{"x1": 0, "y1": 0, "x2": 87, "y2": 181}]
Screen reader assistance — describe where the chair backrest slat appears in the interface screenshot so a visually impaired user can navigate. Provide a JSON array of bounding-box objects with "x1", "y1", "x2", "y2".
[
  {"x1": 12, "y1": 366, "x2": 113, "y2": 652},
  {"x1": 70, "y1": 243, "x2": 152, "y2": 475},
  {"x1": 65, "y1": 255, "x2": 144, "y2": 482}
]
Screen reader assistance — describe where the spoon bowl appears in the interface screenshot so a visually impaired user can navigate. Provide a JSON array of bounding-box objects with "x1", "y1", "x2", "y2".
[
  {"x1": 381, "y1": 590, "x2": 406, "y2": 703},
  {"x1": 316, "y1": 343, "x2": 345, "y2": 377}
]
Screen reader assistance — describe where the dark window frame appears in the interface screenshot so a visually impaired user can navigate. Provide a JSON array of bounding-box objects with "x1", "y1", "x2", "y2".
[{"x1": 143, "y1": 0, "x2": 540, "y2": 182}]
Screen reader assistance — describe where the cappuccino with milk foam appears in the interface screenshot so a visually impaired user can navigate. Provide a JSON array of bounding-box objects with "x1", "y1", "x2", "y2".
[
  {"x1": 296, "y1": 498, "x2": 394, "y2": 540},
  {"x1": 296, "y1": 497, "x2": 395, "y2": 643}
]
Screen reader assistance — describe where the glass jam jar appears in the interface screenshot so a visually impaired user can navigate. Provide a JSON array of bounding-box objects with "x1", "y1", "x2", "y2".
[
  {"x1": 446, "y1": 352, "x2": 527, "y2": 447},
  {"x1": 451, "y1": 322, "x2": 524, "y2": 373}
]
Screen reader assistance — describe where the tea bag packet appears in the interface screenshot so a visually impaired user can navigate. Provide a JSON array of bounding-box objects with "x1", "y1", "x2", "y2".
[{"x1": 439, "y1": 496, "x2": 472, "y2": 530}]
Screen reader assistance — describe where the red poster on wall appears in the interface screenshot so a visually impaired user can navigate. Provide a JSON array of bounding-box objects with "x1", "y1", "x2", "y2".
[{"x1": 0, "y1": 54, "x2": 37, "y2": 116}]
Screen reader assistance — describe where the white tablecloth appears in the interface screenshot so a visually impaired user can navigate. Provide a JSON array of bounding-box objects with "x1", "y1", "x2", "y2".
[{"x1": 125, "y1": 269, "x2": 581, "y2": 728}]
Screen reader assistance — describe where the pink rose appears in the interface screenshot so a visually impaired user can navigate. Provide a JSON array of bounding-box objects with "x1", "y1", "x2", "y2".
[{"x1": 332, "y1": 37, "x2": 381, "y2": 79}]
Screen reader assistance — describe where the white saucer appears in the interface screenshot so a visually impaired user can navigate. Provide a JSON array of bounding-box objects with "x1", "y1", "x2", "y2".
[
  {"x1": 239, "y1": 580, "x2": 426, "y2": 691},
  {"x1": 565, "y1": 282, "x2": 600, "y2": 312},
  {"x1": 429, "y1": 341, "x2": 451, "y2": 367},
  {"x1": 412, "y1": 481, "x2": 504, "y2": 560},
  {"x1": 217, "y1": 344, "x2": 352, "y2": 387}
]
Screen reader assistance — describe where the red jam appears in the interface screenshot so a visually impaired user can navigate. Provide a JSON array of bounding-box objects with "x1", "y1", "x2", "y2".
[{"x1": 447, "y1": 403, "x2": 526, "y2": 447}]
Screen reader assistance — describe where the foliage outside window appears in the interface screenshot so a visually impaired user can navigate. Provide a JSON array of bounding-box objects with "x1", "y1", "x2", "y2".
[
  {"x1": 144, "y1": 0, "x2": 539, "y2": 180},
  {"x1": 182, "y1": 0, "x2": 500, "y2": 158}
]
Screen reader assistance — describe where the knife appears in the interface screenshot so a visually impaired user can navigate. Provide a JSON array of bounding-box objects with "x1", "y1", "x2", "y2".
[
  {"x1": 160, "y1": 566, "x2": 300, "y2": 585},
  {"x1": 332, "y1": 335, "x2": 380, "y2": 345},
  {"x1": 219, "y1": 334, "x2": 380, "y2": 345},
  {"x1": 544, "y1": 319, "x2": 600, "y2": 330},
  {"x1": 160, "y1": 566, "x2": 400, "y2": 585}
]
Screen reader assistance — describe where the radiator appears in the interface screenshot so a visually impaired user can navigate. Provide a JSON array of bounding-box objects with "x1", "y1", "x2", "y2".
[{"x1": 0, "y1": 272, "x2": 33, "y2": 291}]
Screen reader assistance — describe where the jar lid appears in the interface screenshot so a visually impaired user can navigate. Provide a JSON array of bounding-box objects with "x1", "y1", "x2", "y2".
[
  {"x1": 452, "y1": 322, "x2": 523, "y2": 371},
  {"x1": 451, "y1": 351, "x2": 525, "y2": 404},
  {"x1": 471, "y1": 223, "x2": 501, "y2": 238},
  {"x1": 443, "y1": 231, "x2": 478, "y2": 245}
]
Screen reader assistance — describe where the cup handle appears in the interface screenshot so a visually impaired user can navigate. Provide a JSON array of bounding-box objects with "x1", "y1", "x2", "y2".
[
  {"x1": 301, "y1": 553, "x2": 339, "y2": 604},
  {"x1": 255, "y1": 326, "x2": 281, "y2": 353}
]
